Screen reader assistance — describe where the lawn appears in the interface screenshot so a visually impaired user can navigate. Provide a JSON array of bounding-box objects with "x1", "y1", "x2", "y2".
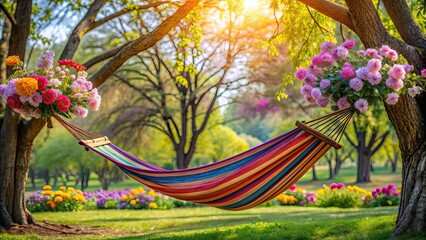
[{"x1": 3, "y1": 206, "x2": 424, "y2": 239}]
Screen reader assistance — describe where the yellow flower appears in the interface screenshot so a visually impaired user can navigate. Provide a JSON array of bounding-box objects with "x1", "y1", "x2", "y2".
[
  {"x1": 130, "y1": 200, "x2": 136, "y2": 206},
  {"x1": 62, "y1": 193, "x2": 71, "y2": 199},
  {"x1": 54, "y1": 196, "x2": 63, "y2": 203},
  {"x1": 43, "y1": 185, "x2": 52, "y2": 190},
  {"x1": 138, "y1": 187, "x2": 146, "y2": 194},
  {"x1": 72, "y1": 195, "x2": 79, "y2": 201},
  {"x1": 295, "y1": 187, "x2": 303, "y2": 193},
  {"x1": 323, "y1": 186, "x2": 330, "y2": 192},
  {"x1": 128, "y1": 194, "x2": 134, "y2": 200},
  {"x1": 121, "y1": 195, "x2": 128, "y2": 202},
  {"x1": 149, "y1": 202, "x2": 158, "y2": 209},
  {"x1": 148, "y1": 189, "x2": 158, "y2": 197},
  {"x1": 131, "y1": 189, "x2": 140, "y2": 196},
  {"x1": 59, "y1": 186, "x2": 66, "y2": 191},
  {"x1": 77, "y1": 190, "x2": 83, "y2": 195},
  {"x1": 5, "y1": 55, "x2": 20, "y2": 66},
  {"x1": 78, "y1": 196, "x2": 86, "y2": 202},
  {"x1": 15, "y1": 77, "x2": 38, "y2": 96},
  {"x1": 42, "y1": 190, "x2": 53, "y2": 196},
  {"x1": 316, "y1": 189, "x2": 325, "y2": 195},
  {"x1": 55, "y1": 191, "x2": 63, "y2": 196},
  {"x1": 67, "y1": 187, "x2": 75, "y2": 193}
]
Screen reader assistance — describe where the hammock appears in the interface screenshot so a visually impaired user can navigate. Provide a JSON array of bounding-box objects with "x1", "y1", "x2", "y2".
[{"x1": 54, "y1": 108, "x2": 354, "y2": 211}]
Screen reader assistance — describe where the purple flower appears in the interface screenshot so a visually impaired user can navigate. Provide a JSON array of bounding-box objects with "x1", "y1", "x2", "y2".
[
  {"x1": 308, "y1": 64, "x2": 323, "y2": 76},
  {"x1": 36, "y1": 51, "x2": 55, "y2": 69},
  {"x1": 367, "y1": 73, "x2": 382, "y2": 85},
  {"x1": 354, "y1": 99, "x2": 368, "y2": 113},
  {"x1": 386, "y1": 77, "x2": 404, "y2": 91},
  {"x1": 316, "y1": 96, "x2": 329, "y2": 108},
  {"x1": 300, "y1": 85, "x2": 313, "y2": 96},
  {"x1": 0, "y1": 84, "x2": 6, "y2": 96},
  {"x1": 5, "y1": 79, "x2": 18, "y2": 98},
  {"x1": 304, "y1": 74, "x2": 318, "y2": 87},
  {"x1": 332, "y1": 46, "x2": 349, "y2": 60},
  {"x1": 340, "y1": 66, "x2": 355, "y2": 80},
  {"x1": 386, "y1": 93, "x2": 399, "y2": 105},
  {"x1": 349, "y1": 77, "x2": 363, "y2": 91},
  {"x1": 402, "y1": 64, "x2": 413, "y2": 73},
  {"x1": 320, "y1": 79, "x2": 330, "y2": 89},
  {"x1": 320, "y1": 41, "x2": 335, "y2": 52},
  {"x1": 356, "y1": 67, "x2": 369, "y2": 80},
  {"x1": 342, "y1": 40, "x2": 355, "y2": 49},
  {"x1": 337, "y1": 97, "x2": 350, "y2": 110},
  {"x1": 311, "y1": 88, "x2": 322, "y2": 100}
]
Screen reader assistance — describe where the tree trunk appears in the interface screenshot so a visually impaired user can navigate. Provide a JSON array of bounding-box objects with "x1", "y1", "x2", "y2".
[
  {"x1": 356, "y1": 132, "x2": 371, "y2": 183},
  {"x1": 311, "y1": 165, "x2": 319, "y2": 181},
  {"x1": 327, "y1": 160, "x2": 335, "y2": 179}
]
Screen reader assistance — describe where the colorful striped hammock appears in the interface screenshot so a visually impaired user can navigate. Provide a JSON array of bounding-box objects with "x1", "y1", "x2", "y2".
[{"x1": 55, "y1": 108, "x2": 354, "y2": 210}]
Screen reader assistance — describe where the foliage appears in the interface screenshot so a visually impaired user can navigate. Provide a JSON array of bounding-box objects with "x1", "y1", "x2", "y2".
[
  {"x1": 26, "y1": 185, "x2": 86, "y2": 212},
  {"x1": 295, "y1": 40, "x2": 425, "y2": 113},
  {"x1": 1, "y1": 52, "x2": 100, "y2": 118}
]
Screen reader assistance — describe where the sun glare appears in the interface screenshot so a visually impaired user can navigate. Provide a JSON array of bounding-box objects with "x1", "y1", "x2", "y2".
[{"x1": 243, "y1": 0, "x2": 261, "y2": 10}]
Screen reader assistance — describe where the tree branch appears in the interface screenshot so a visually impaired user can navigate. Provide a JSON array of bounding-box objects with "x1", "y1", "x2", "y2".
[
  {"x1": 0, "y1": 3, "x2": 16, "y2": 26},
  {"x1": 84, "y1": 42, "x2": 130, "y2": 68},
  {"x1": 382, "y1": 0, "x2": 426, "y2": 49},
  {"x1": 297, "y1": 0, "x2": 354, "y2": 31},
  {"x1": 91, "y1": 0, "x2": 201, "y2": 87}
]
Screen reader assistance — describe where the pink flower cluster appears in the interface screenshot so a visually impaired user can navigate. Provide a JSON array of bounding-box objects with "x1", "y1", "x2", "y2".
[
  {"x1": 295, "y1": 40, "x2": 425, "y2": 113},
  {"x1": 0, "y1": 51, "x2": 101, "y2": 119},
  {"x1": 371, "y1": 183, "x2": 399, "y2": 199},
  {"x1": 329, "y1": 182, "x2": 345, "y2": 189}
]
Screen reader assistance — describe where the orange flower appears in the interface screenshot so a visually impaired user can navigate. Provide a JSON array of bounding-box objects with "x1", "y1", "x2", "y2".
[
  {"x1": 130, "y1": 200, "x2": 136, "y2": 206},
  {"x1": 43, "y1": 185, "x2": 52, "y2": 190},
  {"x1": 72, "y1": 195, "x2": 79, "y2": 201},
  {"x1": 78, "y1": 196, "x2": 86, "y2": 202},
  {"x1": 62, "y1": 193, "x2": 71, "y2": 199},
  {"x1": 54, "y1": 196, "x2": 63, "y2": 203},
  {"x1": 15, "y1": 77, "x2": 38, "y2": 96},
  {"x1": 149, "y1": 202, "x2": 158, "y2": 209},
  {"x1": 59, "y1": 186, "x2": 66, "y2": 191},
  {"x1": 5, "y1": 56, "x2": 20, "y2": 66},
  {"x1": 76, "y1": 190, "x2": 83, "y2": 195},
  {"x1": 42, "y1": 190, "x2": 53, "y2": 196},
  {"x1": 67, "y1": 187, "x2": 75, "y2": 193}
]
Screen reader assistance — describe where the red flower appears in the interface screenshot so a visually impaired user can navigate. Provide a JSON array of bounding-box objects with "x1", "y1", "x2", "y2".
[
  {"x1": 42, "y1": 90, "x2": 57, "y2": 105},
  {"x1": 31, "y1": 75, "x2": 48, "y2": 91},
  {"x1": 7, "y1": 94, "x2": 23, "y2": 109},
  {"x1": 73, "y1": 63, "x2": 86, "y2": 71},
  {"x1": 289, "y1": 185, "x2": 297, "y2": 191},
  {"x1": 57, "y1": 59, "x2": 76, "y2": 66},
  {"x1": 56, "y1": 95, "x2": 70, "y2": 112}
]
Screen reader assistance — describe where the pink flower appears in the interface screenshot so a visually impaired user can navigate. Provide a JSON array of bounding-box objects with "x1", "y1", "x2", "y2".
[
  {"x1": 332, "y1": 46, "x2": 349, "y2": 60},
  {"x1": 330, "y1": 183, "x2": 338, "y2": 189},
  {"x1": 356, "y1": 50, "x2": 365, "y2": 56},
  {"x1": 72, "y1": 106, "x2": 88, "y2": 118},
  {"x1": 367, "y1": 73, "x2": 382, "y2": 85},
  {"x1": 408, "y1": 86, "x2": 422, "y2": 97},
  {"x1": 354, "y1": 99, "x2": 368, "y2": 113},
  {"x1": 342, "y1": 40, "x2": 355, "y2": 49},
  {"x1": 311, "y1": 88, "x2": 322, "y2": 100},
  {"x1": 319, "y1": 52, "x2": 335, "y2": 67},
  {"x1": 349, "y1": 77, "x2": 363, "y2": 91},
  {"x1": 320, "y1": 42, "x2": 335, "y2": 52},
  {"x1": 31, "y1": 75, "x2": 48, "y2": 91},
  {"x1": 28, "y1": 92, "x2": 42, "y2": 107},
  {"x1": 42, "y1": 89, "x2": 57, "y2": 105},
  {"x1": 340, "y1": 66, "x2": 355, "y2": 80},
  {"x1": 366, "y1": 59, "x2": 382, "y2": 73},
  {"x1": 308, "y1": 64, "x2": 323, "y2": 76},
  {"x1": 386, "y1": 77, "x2": 404, "y2": 91},
  {"x1": 386, "y1": 93, "x2": 399, "y2": 105},
  {"x1": 364, "y1": 48, "x2": 378, "y2": 58},
  {"x1": 312, "y1": 55, "x2": 322, "y2": 66},
  {"x1": 379, "y1": 45, "x2": 391, "y2": 55},
  {"x1": 289, "y1": 185, "x2": 297, "y2": 191},
  {"x1": 337, "y1": 183, "x2": 345, "y2": 189},
  {"x1": 385, "y1": 50, "x2": 398, "y2": 61},
  {"x1": 295, "y1": 68, "x2": 308, "y2": 80},
  {"x1": 421, "y1": 69, "x2": 426, "y2": 78},
  {"x1": 300, "y1": 85, "x2": 313, "y2": 95},
  {"x1": 320, "y1": 79, "x2": 330, "y2": 89},
  {"x1": 88, "y1": 88, "x2": 101, "y2": 111},
  {"x1": 56, "y1": 95, "x2": 70, "y2": 112},
  {"x1": 337, "y1": 97, "x2": 350, "y2": 109},
  {"x1": 316, "y1": 96, "x2": 329, "y2": 108},
  {"x1": 304, "y1": 95, "x2": 316, "y2": 104},
  {"x1": 388, "y1": 65, "x2": 406, "y2": 80},
  {"x1": 356, "y1": 67, "x2": 369, "y2": 80}
]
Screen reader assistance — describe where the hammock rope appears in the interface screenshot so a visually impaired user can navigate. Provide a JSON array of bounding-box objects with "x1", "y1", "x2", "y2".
[{"x1": 53, "y1": 108, "x2": 354, "y2": 210}]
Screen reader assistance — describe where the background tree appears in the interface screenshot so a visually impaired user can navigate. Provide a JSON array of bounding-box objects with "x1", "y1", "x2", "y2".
[
  {"x1": 272, "y1": 0, "x2": 426, "y2": 235},
  {"x1": 0, "y1": 0, "x2": 200, "y2": 229}
]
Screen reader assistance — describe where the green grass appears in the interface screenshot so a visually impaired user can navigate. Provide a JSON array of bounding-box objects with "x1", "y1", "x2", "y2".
[
  {"x1": 3, "y1": 206, "x2": 425, "y2": 239},
  {"x1": 26, "y1": 166, "x2": 401, "y2": 193}
]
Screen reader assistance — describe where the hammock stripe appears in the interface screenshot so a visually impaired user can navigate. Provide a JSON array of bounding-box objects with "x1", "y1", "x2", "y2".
[{"x1": 54, "y1": 108, "x2": 353, "y2": 211}]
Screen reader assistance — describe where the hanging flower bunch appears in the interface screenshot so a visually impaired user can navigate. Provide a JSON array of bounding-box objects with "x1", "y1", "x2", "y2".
[
  {"x1": 295, "y1": 40, "x2": 426, "y2": 113},
  {"x1": 0, "y1": 51, "x2": 101, "y2": 119}
]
